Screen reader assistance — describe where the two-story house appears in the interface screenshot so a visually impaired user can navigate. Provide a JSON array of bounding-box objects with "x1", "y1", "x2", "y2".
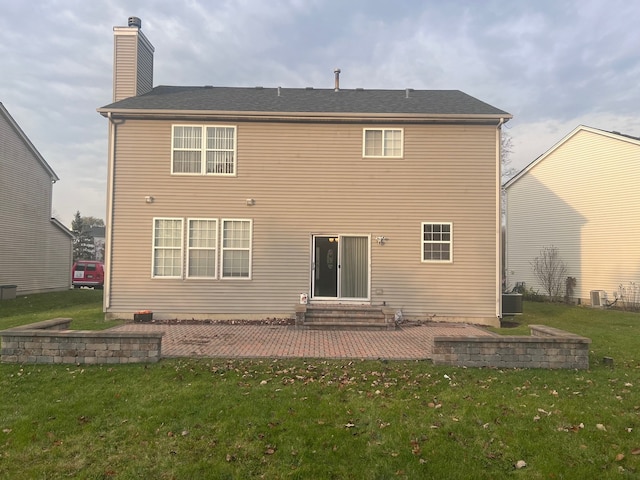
[
  {"x1": 0, "y1": 102, "x2": 73, "y2": 296},
  {"x1": 505, "y1": 125, "x2": 640, "y2": 305},
  {"x1": 98, "y1": 17, "x2": 511, "y2": 327}
]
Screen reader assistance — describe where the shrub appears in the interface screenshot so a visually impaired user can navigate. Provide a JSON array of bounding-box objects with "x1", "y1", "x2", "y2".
[
  {"x1": 616, "y1": 281, "x2": 640, "y2": 312},
  {"x1": 530, "y1": 246, "x2": 567, "y2": 302},
  {"x1": 522, "y1": 287, "x2": 545, "y2": 302}
]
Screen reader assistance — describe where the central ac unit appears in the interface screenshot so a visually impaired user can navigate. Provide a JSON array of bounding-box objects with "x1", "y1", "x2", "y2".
[{"x1": 590, "y1": 290, "x2": 607, "y2": 308}]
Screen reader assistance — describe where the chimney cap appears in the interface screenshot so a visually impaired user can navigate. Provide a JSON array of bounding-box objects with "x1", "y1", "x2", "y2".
[{"x1": 128, "y1": 16, "x2": 142, "y2": 28}]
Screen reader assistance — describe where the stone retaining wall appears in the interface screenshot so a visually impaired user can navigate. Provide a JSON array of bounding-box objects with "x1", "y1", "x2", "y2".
[
  {"x1": 431, "y1": 325, "x2": 591, "y2": 369},
  {"x1": 0, "y1": 318, "x2": 164, "y2": 364}
]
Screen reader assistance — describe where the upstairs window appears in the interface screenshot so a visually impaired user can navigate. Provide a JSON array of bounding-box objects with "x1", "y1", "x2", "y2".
[
  {"x1": 172, "y1": 125, "x2": 236, "y2": 175},
  {"x1": 363, "y1": 128, "x2": 403, "y2": 158},
  {"x1": 422, "y1": 222, "x2": 453, "y2": 262}
]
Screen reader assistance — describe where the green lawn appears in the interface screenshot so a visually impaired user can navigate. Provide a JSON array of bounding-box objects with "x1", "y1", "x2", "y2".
[
  {"x1": 0, "y1": 289, "x2": 116, "y2": 330},
  {"x1": 1, "y1": 292, "x2": 639, "y2": 479}
]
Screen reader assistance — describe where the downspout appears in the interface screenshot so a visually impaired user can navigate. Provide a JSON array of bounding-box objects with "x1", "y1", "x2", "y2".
[
  {"x1": 496, "y1": 117, "x2": 505, "y2": 321},
  {"x1": 104, "y1": 112, "x2": 116, "y2": 310}
]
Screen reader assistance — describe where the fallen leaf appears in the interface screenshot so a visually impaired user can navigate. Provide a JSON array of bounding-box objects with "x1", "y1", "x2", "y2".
[
  {"x1": 345, "y1": 422, "x2": 355, "y2": 428},
  {"x1": 596, "y1": 424, "x2": 607, "y2": 431},
  {"x1": 615, "y1": 453, "x2": 625, "y2": 461},
  {"x1": 264, "y1": 446, "x2": 276, "y2": 455},
  {"x1": 631, "y1": 448, "x2": 640, "y2": 455},
  {"x1": 515, "y1": 460, "x2": 527, "y2": 469}
]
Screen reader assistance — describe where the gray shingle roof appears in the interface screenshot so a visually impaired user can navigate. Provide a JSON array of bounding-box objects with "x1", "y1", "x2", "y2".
[{"x1": 99, "y1": 85, "x2": 510, "y2": 117}]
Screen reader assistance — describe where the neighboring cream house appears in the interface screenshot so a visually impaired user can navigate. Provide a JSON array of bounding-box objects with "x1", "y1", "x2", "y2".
[
  {"x1": 97, "y1": 18, "x2": 511, "y2": 326},
  {"x1": 0, "y1": 102, "x2": 73, "y2": 295},
  {"x1": 505, "y1": 125, "x2": 640, "y2": 304}
]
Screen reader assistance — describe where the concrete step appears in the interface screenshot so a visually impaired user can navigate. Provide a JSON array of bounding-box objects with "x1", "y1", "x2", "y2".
[{"x1": 295, "y1": 304, "x2": 397, "y2": 330}]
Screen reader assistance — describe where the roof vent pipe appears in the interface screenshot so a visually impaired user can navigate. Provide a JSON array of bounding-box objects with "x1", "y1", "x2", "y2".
[
  {"x1": 277, "y1": 86, "x2": 281, "y2": 97},
  {"x1": 405, "y1": 88, "x2": 410, "y2": 98},
  {"x1": 334, "y1": 68, "x2": 341, "y2": 92},
  {"x1": 128, "y1": 16, "x2": 142, "y2": 28}
]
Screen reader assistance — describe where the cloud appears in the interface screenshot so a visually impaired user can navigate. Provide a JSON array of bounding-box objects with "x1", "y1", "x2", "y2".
[{"x1": 0, "y1": 0, "x2": 639, "y2": 225}]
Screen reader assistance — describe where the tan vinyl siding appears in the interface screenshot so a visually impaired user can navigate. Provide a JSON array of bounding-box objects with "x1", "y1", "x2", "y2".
[
  {"x1": 113, "y1": 34, "x2": 137, "y2": 102},
  {"x1": 506, "y1": 129, "x2": 640, "y2": 301},
  {"x1": 113, "y1": 29, "x2": 153, "y2": 102},
  {"x1": 108, "y1": 120, "x2": 499, "y2": 323},
  {"x1": 0, "y1": 111, "x2": 73, "y2": 294}
]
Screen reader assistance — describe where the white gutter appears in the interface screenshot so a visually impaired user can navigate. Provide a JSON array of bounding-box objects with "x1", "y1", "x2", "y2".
[
  {"x1": 104, "y1": 112, "x2": 116, "y2": 310},
  {"x1": 496, "y1": 117, "x2": 506, "y2": 320},
  {"x1": 97, "y1": 108, "x2": 512, "y2": 123}
]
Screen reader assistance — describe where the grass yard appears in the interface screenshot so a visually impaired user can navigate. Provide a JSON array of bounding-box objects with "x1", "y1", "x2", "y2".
[
  {"x1": 0, "y1": 292, "x2": 639, "y2": 479},
  {"x1": 0, "y1": 289, "x2": 113, "y2": 330}
]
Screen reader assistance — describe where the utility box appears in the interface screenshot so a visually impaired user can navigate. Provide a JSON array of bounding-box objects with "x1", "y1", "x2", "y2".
[
  {"x1": 502, "y1": 293, "x2": 523, "y2": 316},
  {"x1": 0, "y1": 285, "x2": 17, "y2": 300}
]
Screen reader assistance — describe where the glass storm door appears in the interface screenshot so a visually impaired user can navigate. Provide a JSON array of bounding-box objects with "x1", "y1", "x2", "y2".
[{"x1": 312, "y1": 235, "x2": 369, "y2": 300}]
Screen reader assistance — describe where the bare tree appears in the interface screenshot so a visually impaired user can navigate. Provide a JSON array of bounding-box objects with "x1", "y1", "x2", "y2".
[
  {"x1": 530, "y1": 246, "x2": 567, "y2": 302},
  {"x1": 501, "y1": 131, "x2": 517, "y2": 182},
  {"x1": 500, "y1": 131, "x2": 517, "y2": 222}
]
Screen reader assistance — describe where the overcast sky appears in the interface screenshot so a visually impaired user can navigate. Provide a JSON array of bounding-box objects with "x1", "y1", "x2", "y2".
[{"x1": 1, "y1": 0, "x2": 639, "y2": 227}]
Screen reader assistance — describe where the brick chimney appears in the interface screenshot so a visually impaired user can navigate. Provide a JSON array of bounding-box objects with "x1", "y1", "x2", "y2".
[{"x1": 112, "y1": 16, "x2": 154, "y2": 102}]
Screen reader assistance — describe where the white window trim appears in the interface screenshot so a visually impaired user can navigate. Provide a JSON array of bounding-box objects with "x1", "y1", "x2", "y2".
[
  {"x1": 152, "y1": 217, "x2": 184, "y2": 278},
  {"x1": 362, "y1": 128, "x2": 404, "y2": 158},
  {"x1": 171, "y1": 124, "x2": 237, "y2": 176},
  {"x1": 186, "y1": 218, "x2": 218, "y2": 279},
  {"x1": 421, "y1": 222, "x2": 453, "y2": 263},
  {"x1": 221, "y1": 218, "x2": 253, "y2": 280}
]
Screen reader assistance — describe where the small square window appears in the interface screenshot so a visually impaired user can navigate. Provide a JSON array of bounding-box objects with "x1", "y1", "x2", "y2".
[{"x1": 422, "y1": 222, "x2": 452, "y2": 262}]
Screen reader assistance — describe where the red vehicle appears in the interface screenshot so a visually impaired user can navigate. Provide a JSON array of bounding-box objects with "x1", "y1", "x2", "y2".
[{"x1": 72, "y1": 261, "x2": 104, "y2": 289}]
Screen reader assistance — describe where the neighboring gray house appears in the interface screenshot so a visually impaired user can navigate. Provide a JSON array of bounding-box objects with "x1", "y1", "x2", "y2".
[
  {"x1": 0, "y1": 102, "x2": 73, "y2": 295},
  {"x1": 505, "y1": 125, "x2": 640, "y2": 304},
  {"x1": 97, "y1": 18, "x2": 511, "y2": 326}
]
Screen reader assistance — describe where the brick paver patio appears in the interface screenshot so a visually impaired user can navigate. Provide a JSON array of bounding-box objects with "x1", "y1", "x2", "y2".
[{"x1": 111, "y1": 322, "x2": 493, "y2": 360}]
